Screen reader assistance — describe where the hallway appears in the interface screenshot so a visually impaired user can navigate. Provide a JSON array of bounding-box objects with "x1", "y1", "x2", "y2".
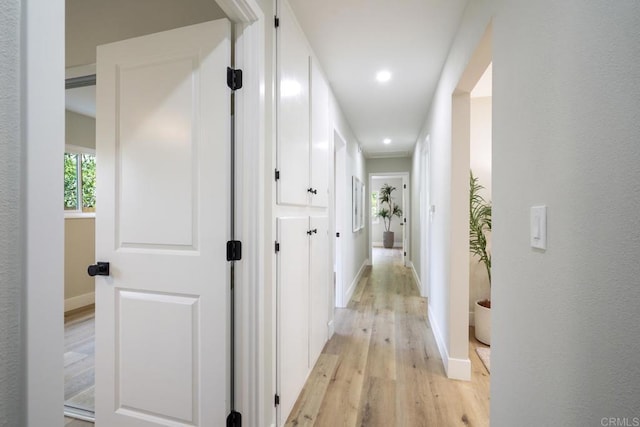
[{"x1": 286, "y1": 248, "x2": 490, "y2": 426}]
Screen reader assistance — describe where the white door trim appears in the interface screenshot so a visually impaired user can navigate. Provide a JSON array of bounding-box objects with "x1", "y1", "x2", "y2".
[
  {"x1": 367, "y1": 171, "x2": 410, "y2": 264},
  {"x1": 25, "y1": 0, "x2": 265, "y2": 425}
]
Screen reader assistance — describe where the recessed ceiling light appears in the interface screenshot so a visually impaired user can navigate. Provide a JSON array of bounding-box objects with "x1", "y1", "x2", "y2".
[
  {"x1": 383, "y1": 138, "x2": 391, "y2": 144},
  {"x1": 376, "y1": 70, "x2": 392, "y2": 83}
]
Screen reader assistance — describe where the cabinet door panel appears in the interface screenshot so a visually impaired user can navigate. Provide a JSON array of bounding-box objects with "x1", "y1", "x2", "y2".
[
  {"x1": 277, "y1": 216, "x2": 310, "y2": 423},
  {"x1": 276, "y1": 1, "x2": 310, "y2": 206},
  {"x1": 310, "y1": 59, "x2": 329, "y2": 207},
  {"x1": 309, "y1": 216, "x2": 329, "y2": 366}
]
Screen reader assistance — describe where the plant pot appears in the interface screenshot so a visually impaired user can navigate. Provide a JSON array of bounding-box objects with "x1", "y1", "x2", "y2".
[
  {"x1": 474, "y1": 300, "x2": 491, "y2": 345},
  {"x1": 382, "y1": 231, "x2": 395, "y2": 248}
]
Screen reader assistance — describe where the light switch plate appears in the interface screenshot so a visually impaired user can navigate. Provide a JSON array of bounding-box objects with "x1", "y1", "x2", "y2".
[{"x1": 530, "y1": 205, "x2": 547, "y2": 250}]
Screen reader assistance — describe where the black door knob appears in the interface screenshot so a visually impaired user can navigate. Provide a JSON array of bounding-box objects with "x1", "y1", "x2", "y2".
[{"x1": 88, "y1": 262, "x2": 110, "y2": 277}]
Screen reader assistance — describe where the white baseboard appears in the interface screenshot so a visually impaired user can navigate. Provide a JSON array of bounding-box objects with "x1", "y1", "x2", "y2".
[
  {"x1": 427, "y1": 302, "x2": 471, "y2": 381},
  {"x1": 447, "y1": 357, "x2": 471, "y2": 381},
  {"x1": 344, "y1": 260, "x2": 368, "y2": 306},
  {"x1": 469, "y1": 310, "x2": 475, "y2": 327},
  {"x1": 327, "y1": 319, "x2": 335, "y2": 338},
  {"x1": 64, "y1": 291, "x2": 95, "y2": 312}
]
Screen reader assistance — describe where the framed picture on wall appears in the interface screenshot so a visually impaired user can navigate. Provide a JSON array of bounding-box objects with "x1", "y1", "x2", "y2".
[
  {"x1": 359, "y1": 180, "x2": 365, "y2": 230},
  {"x1": 353, "y1": 176, "x2": 365, "y2": 232},
  {"x1": 352, "y1": 176, "x2": 359, "y2": 232}
]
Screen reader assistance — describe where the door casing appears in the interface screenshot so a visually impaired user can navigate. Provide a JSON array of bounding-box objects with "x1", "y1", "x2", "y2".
[{"x1": 22, "y1": 0, "x2": 267, "y2": 425}]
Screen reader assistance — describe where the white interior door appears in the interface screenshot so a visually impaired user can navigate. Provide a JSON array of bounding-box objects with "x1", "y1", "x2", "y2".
[
  {"x1": 94, "y1": 20, "x2": 231, "y2": 426},
  {"x1": 276, "y1": 216, "x2": 310, "y2": 424}
]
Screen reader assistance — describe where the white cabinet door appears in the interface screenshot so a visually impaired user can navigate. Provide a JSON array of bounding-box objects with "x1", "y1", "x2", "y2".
[
  {"x1": 277, "y1": 217, "x2": 310, "y2": 424},
  {"x1": 95, "y1": 20, "x2": 230, "y2": 427},
  {"x1": 309, "y1": 216, "x2": 329, "y2": 366},
  {"x1": 310, "y1": 59, "x2": 329, "y2": 208},
  {"x1": 276, "y1": 1, "x2": 310, "y2": 206}
]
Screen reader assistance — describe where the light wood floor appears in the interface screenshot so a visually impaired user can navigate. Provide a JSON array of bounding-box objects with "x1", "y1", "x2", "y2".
[
  {"x1": 285, "y1": 248, "x2": 490, "y2": 426},
  {"x1": 64, "y1": 305, "x2": 95, "y2": 425}
]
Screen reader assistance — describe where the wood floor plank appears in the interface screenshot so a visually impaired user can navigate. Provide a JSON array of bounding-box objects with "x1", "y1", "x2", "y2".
[
  {"x1": 64, "y1": 306, "x2": 95, "y2": 416},
  {"x1": 355, "y1": 376, "x2": 396, "y2": 427},
  {"x1": 285, "y1": 354, "x2": 339, "y2": 426},
  {"x1": 285, "y1": 248, "x2": 490, "y2": 427}
]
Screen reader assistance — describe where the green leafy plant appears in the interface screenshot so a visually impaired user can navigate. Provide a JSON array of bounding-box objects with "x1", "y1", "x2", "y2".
[
  {"x1": 470, "y1": 171, "x2": 492, "y2": 286},
  {"x1": 376, "y1": 183, "x2": 403, "y2": 232}
]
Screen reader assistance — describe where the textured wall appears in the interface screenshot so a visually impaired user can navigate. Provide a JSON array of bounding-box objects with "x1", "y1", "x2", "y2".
[
  {"x1": 492, "y1": 1, "x2": 640, "y2": 424},
  {"x1": 0, "y1": 0, "x2": 22, "y2": 425}
]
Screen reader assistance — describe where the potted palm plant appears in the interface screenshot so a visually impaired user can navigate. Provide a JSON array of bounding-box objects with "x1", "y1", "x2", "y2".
[
  {"x1": 376, "y1": 183, "x2": 403, "y2": 248},
  {"x1": 470, "y1": 171, "x2": 492, "y2": 345}
]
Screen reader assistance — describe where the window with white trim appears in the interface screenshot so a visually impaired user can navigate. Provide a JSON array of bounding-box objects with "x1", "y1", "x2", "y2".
[{"x1": 64, "y1": 145, "x2": 96, "y2": 214}]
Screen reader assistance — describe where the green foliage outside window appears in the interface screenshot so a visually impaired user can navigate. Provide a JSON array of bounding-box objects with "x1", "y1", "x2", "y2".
[
  {"x1": 64, "y1": 151, "x2": 96, "y2": 212},
  {"x1": 64, "y1": 153, "x2": 78, "y2": 210},
  {"x1": 81, "y1": 154, "x2": 96, "y2": 210}
]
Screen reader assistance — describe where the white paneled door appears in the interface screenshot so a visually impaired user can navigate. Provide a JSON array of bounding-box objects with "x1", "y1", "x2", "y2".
[{"x1": 94, "y1": 20, "x2": 231, "y2": 426}]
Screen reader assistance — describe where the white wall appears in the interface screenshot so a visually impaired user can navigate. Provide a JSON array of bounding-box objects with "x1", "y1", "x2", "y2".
[
  {"x1": 371, "y1": 176, "x2": 403, "y2": 246},
  {"x1": 65, "y1": 110, "x2": 96, "y2": 149},
  {"x1": 412, "y1": 0, "x2": 640, "y2": 424},
  {"x1": 469, "y1": 96, "x2": 492, "y2": 317},
  {"x1": 412, "y1": 0, "x2": 496, "y2": 380},
  {"x1": 330, "y1": 91, "x2": 368, "y2": 294},
  {"x1": 0, "y1": 1, "x2": 22, "y2": 424},
  {"x1": 470, "y1": 96, "x2": 491, "y2": 199},
  {"x1": 492, "y1": 1, "x2": 640, "y2": 424}
]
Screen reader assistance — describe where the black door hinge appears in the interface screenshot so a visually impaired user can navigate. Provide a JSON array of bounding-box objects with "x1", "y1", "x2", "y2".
[
  {"x1": 227, "y1": 67, "x2": 243, "y2": 91},
  {"x1": 275, "y1": 241, "x2": 280, "y2": 253},
  {"x1": 275, "y1": 169, "x2": 280, "y2": 181},
  {"x1": 227, "y1": 240, "x2": 242, "y2": 261},
  {"x1": 274, "y1": 16, "x2": 280, "y2": 28},
  {"x1": 336, "y1": 232, "x2": 340, "y2": 238},
  {"x1": 227, "y1": 410, "x2": 242, "y2": 427},
  {"x1": 404, "y1": 251, "x2": 407, "y2": 257},
  {"x1": 404, "y1": 184, "x2": 407, "y2": 189},
  {"x1": 274, "y1": 394, "x2": 280, "y2": 406}
]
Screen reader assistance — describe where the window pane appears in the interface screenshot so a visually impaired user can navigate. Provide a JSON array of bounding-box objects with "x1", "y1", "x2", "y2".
[
  {"x1": 64, "y1": 153, "x2": 78, "y2": 210},
  {"x1": 81, "y1": 153, "x2": 96, "y2": 212}
]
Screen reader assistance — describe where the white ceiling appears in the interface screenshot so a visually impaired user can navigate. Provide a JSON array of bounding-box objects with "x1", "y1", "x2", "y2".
[{"x1": 288, "y1": 0, "x2": 469, "y2": 158}]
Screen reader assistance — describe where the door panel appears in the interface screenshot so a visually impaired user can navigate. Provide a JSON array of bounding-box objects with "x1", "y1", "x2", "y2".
[
  {"x1": 310, "y1": 59, "x2": 329, "y2": 208},
  {"x1": 117, "y1": 57, "x2": 196, "y2": 248},
  {"x1": 309, "y1": 216, "x2": 329, "y2": 365},
  {"x1": 277, "y1": 216, "x2": 310, "y2": 423},
  {"x1": 276, "y1": 1, "x2": 310, "y2": 206},
  {"x1": 95, "y1": 20, "x2": 230, "y2": 427}
]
